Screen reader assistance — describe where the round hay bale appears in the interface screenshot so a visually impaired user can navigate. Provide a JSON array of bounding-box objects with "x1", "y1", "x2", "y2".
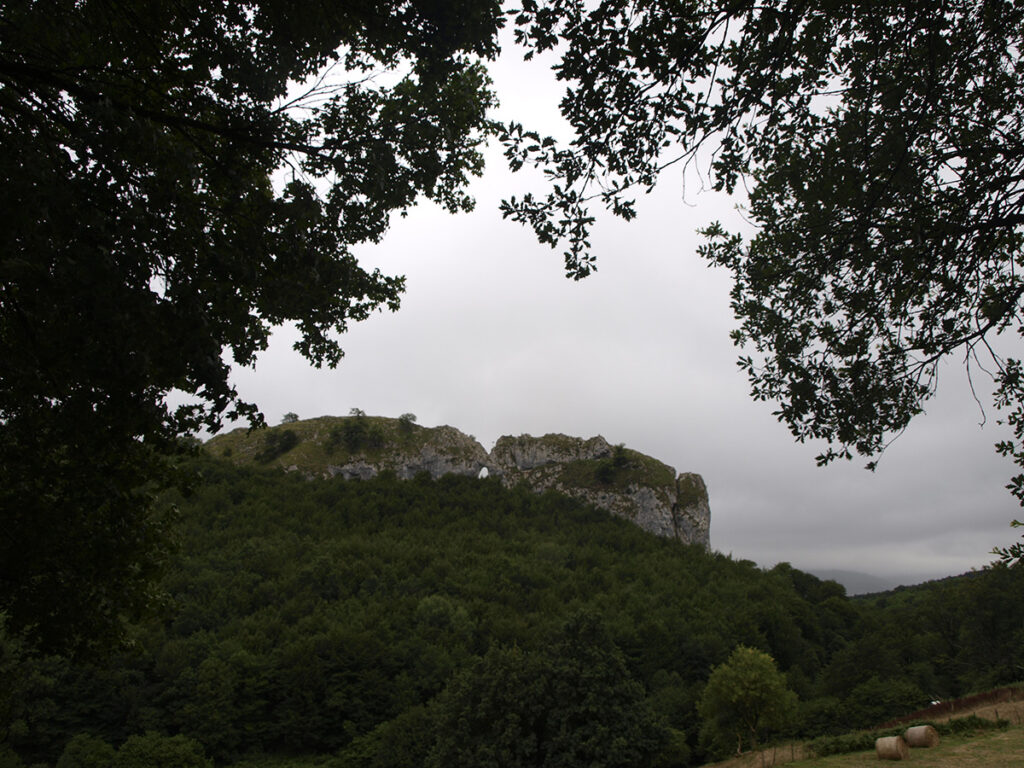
[
  {"x1": 905, "y1": 724, "x2": 940, "y2": 747},
  {"x1": 875, "y1": 735, "x2": 909, "y2": 760}
]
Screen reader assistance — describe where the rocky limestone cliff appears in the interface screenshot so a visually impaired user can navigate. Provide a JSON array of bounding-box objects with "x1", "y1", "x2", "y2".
[
  {"x1": 206, "y1": 415, "x2": 710, "y2": 547},
  {"x1": 324, "y1": 424, "x2": 489, "y2": 481},
  {"x1": 489, "y1": 434, "x2": 709, "y2": 545}
]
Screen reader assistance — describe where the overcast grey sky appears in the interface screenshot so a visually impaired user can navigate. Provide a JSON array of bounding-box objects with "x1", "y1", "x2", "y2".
[{"x1": 219, "y1": 40, "x2": 1022, "y2": 590}]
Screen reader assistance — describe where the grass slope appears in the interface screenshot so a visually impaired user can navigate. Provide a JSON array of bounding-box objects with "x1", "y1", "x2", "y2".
[{"x1": 793, "y1": 727, "x2": 1024, "y2": 768}]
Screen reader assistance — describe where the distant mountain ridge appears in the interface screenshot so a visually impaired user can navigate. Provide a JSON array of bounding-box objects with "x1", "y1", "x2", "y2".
[
  {"x1": 809, "y1": 569, "x2": 902, "y2": 596},
  {"x1": 206, "y1": 415, "x2": 711, "y2": 547}
]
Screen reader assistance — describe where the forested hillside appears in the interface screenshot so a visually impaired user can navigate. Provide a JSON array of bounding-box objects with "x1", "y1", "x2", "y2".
[{"x1": 2, "y1": 457, "x2": 1022, "y2": 767}]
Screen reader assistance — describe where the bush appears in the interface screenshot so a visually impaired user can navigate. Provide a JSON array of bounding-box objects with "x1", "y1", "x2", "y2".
[
  {"x1": 398, "y1": 413, "x2": 417, "y2": 435},
  {"x1": 327, "y1": 415, "x2": 384, "y2": 454},
  {"x1": 595, "y1": 460, "x2": 616, "y2": 485},
  {"x1": 0, "y1": 744, "x2": 24, "y2": 768},
  {"x1": 255, "y1": 430, "x2": 299, "y2": 463},
  {"x1": 426, "y1": 615, "x2": 667, "y2": 768},
  {"x1": 336, "y1": 705, "x2": 434, "y2": 768},
  {"x1": 795, "y1": 696, "x2": 844, "y2": 737},
  {"x1": 113, "y1": 732, "x2": 212, "y2": 768},
  {"x1": 56, "y1": 734, "x2": 116, "y2": 768},
  {"x1": 652, "y1": 727, "x2": 691, "y2": 768},
  {"x1": 934, "y1": 715, "x2": 1010, "y2": 736},
  {"x1": 840, "y1": 676, "x2": 927, "y2": 729},
  {"x1": 806, "y1": 731, "x2": 877, "y2": 757},
  {"x1": 612, "y1": 444, "x2": 629, "y2": 468}
]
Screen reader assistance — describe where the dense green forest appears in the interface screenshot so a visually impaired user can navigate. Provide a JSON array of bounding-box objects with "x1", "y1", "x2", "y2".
[{"x1": 2, "y1": 456, "x2": 1022, "y2": 767}]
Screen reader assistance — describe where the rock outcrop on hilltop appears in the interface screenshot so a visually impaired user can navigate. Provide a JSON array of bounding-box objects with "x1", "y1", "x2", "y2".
[
  {"x1": 488, "y1": 434, "x2": 710, "y2": 545},
  {"x1": 206, "y1": 415, "x2": 710, "y2": 547},
  {"x1": 325, "y1": 425, "x2": 490, "y2": 481}
]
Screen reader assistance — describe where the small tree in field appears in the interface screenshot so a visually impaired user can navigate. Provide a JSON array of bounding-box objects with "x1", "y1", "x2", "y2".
[{"x1": 698, "y1": 646, "x2": 797, "y2": 757}]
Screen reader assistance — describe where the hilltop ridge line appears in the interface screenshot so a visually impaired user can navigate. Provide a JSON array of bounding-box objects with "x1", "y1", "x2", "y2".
[{"x1": 206, "y1": 414, "x2": 711, "y2": 547}]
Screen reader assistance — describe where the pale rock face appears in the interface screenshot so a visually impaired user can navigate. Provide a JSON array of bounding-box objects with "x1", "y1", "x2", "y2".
[
  {"x1": 486, "y1": 433, "x2": 710, "y2": 548},
  {"x1": 325, "y1": 425, "x2": 489, "y2": 480},
  {"x1": 674, "y1": 473, "x2": 711, "y2": 546},
  {"x1": 489, "y1": 433, "x2": 612, "y2": 472},
  {"x1": 324, "y1": 461, "x2": 378, "y2": 481},
  {"x1": 625, "y1": 485, "x2": 679, "y2": 539},
  {"x1": 213, "y1": 418, "x2": 710, "y2": 548}
]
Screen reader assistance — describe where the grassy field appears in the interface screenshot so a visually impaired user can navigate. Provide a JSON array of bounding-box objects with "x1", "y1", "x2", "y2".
[
  {"x1": 786, "y1": 727, "x2": 1024, "y2": 768},
  {"x1": 709, "y1": 697, "x2": 1024, "y2": 768},
  {"x1": 224, "y1": 725, "x2": 1024, "y2": 768}
]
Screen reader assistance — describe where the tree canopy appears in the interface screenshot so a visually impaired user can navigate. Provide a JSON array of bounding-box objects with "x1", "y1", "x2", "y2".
[
  {"x1": 6, "y1": 460, "x2": 1020, "y2": 766},
  {"x1": 6, "y1": 0, "x2": 1024, "y2": 650},
  {"x1": 502, "y1": 1, "x2": 1024, "y2": 524},
  {"x1": 698, "y1": 646, "x2": 797, "y2": 757},
  {"x1": 0, "y1": 0, "x2": 501, "y2": 651},
  {"x1": 426, "y1": 614, "x2": 666, "y2": 768}
]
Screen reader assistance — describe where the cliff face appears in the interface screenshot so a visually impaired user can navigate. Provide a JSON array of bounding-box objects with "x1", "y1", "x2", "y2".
[
  {"x1": 206, "y1": 416, "x2": 710, "y2": 547},
  {"x1": 488, "y1": 434, "x2": 710, "y2": 546},
  {"x1": 324, "y1": 425, "x2": 489, "y2": 481}
]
